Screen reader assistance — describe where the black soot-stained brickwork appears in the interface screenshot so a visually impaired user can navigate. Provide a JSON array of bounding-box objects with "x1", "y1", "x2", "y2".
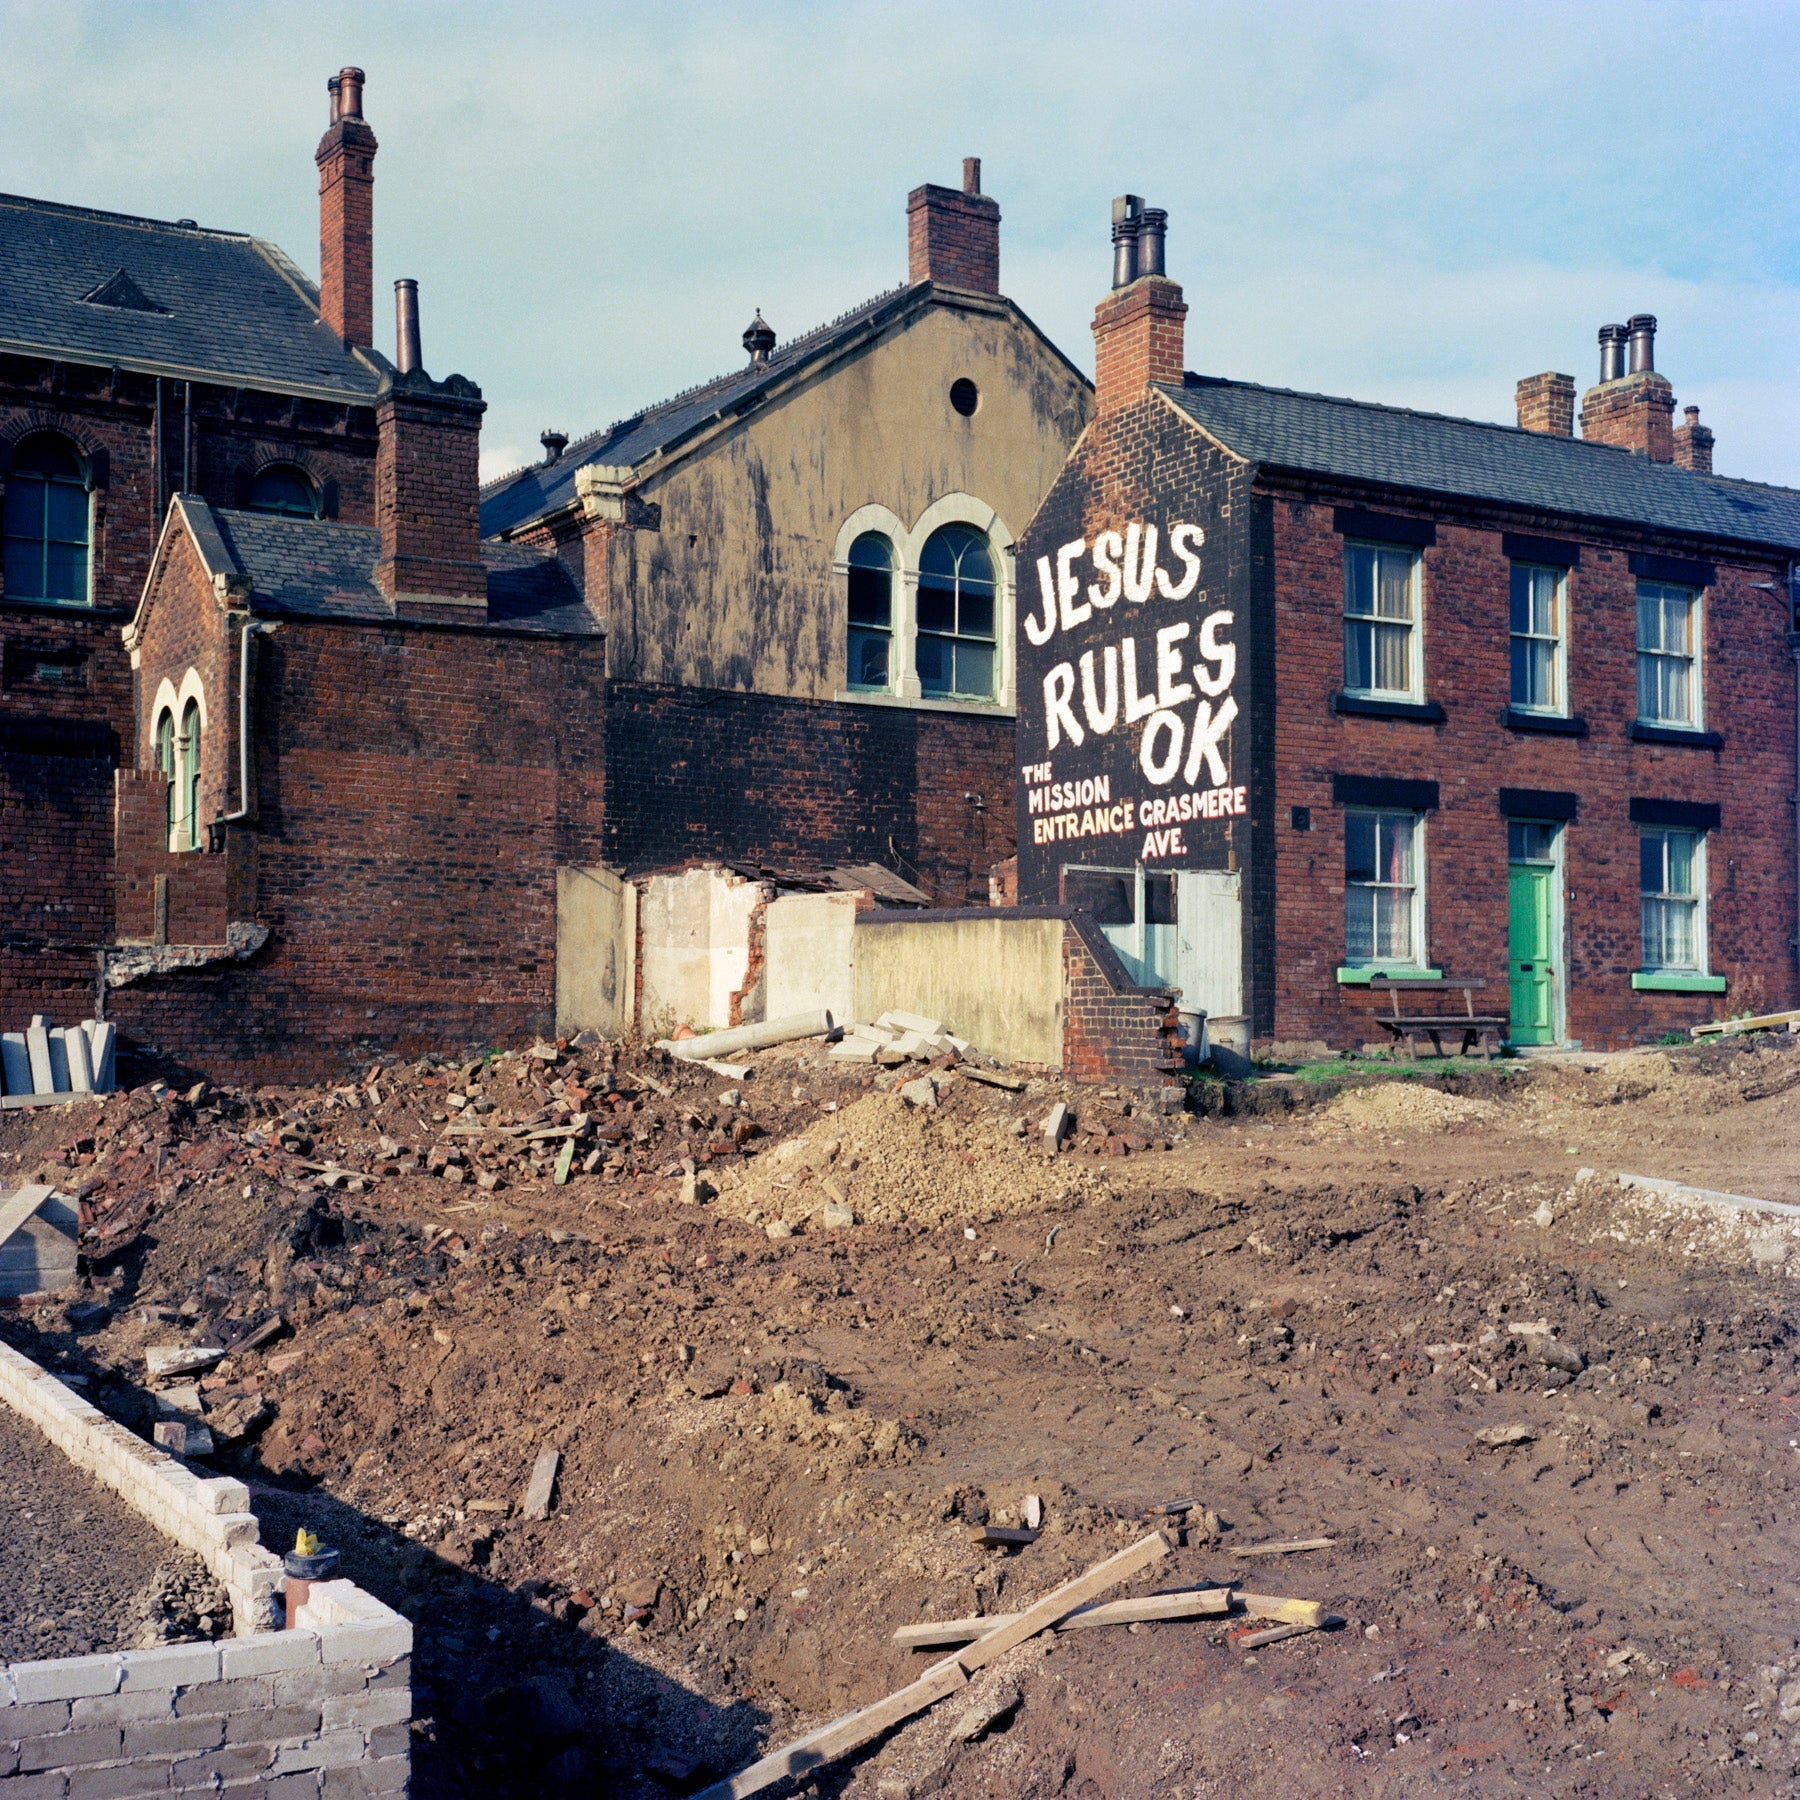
[{"x1": 603, "y1": 681, "x2": 1013, "y2": 906}]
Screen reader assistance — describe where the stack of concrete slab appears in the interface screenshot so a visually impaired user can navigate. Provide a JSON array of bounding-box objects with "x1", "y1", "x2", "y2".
[
  {"x1": 0, "y1": 1014, "x2": 115, "y2": 1106},
  {"x1": 828, "y1": 1009, "x2": 973, "y2": 1064},
  {"x1": 0, "y1": 1184, "x2": 77, "y2": 1298}
]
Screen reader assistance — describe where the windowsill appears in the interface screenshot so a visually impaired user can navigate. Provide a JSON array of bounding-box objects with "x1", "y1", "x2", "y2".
[
  {"x1": 1505, "y1": 708, "x2": 1588, "y2": 737},
  {"x1": 833, "y1": 689, "x2": 1015, "y2": 719},
  {"x1": 1331, "y1": 693, "x2": 1445, "y2": 723},
  {"x1": 0, "y1": 597, "x2": 124, "y2": 617},
  {"x1": 1631, "y1": 971, "x2": 1726, "y2": 993},
  {"x1": 1630, "y1": 721, "x2": 1723, "y2": 748},
  {"x1": 1336, "y1": 966, "x2": 1443, "y2": 985}
]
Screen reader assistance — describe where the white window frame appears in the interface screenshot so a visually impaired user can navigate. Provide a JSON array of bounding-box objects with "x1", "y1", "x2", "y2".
[
  {"x1": 1342, "y1": 539, "x2": 1423, "y2": 703},
  {"x1": 1635, "y1": 579, "x2": 1703, "y2": 729},
  {"x1": 1508, "y1": 561, "x2": 1568, "y2": 716},
  {"x1": 830, "y1": 494, "x2": 1015, "y2": 715},
  {"x1": 1343, "y1": 806, "x2": 1426, "y2": 968},
  {"x1": 1639, "y1": 826, "x2": 1708, "y2": 974}
]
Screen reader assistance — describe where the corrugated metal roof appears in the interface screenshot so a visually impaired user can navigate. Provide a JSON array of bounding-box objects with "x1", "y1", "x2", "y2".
[
  {"x1": 0, "y1": 192, "x2": 382, "y2": 403},
  {"x1": 479, "y1": 285, "x2": 922, "y2": 538},
  {"x1": 1160, "y1": 375, "x2": 1800, "y2": 555}
]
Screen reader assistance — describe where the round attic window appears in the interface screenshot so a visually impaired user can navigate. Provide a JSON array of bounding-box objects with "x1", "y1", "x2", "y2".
[{"x1": 949, "y1": 378, "x2": 979, "y2": 417}]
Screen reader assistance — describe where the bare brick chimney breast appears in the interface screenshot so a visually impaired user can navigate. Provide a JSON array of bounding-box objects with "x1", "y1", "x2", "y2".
[
  {"x1": 907, "y1": 163, "x2": 1000, "y2": 294},
  {"x1": 1515, "y1": 371, "x2": 1575, "y2": 437},
  {"x1": 1092, "y1": 278, "x2": 1187, "y2": 415},
  {"x1": 373, "y1": 369, "x2": 488, "y2": 621},
  {"x1": 316, "y1": 66, "x2": 378, "y2": 348},
  {"x1": 1673, "y1": 404, "x2": 1715, "y2": 474}
]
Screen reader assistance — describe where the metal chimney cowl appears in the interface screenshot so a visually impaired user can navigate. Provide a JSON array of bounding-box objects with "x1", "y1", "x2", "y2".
[{"x1": 394, "y1": 279, "x2": 421, "y2": 375}]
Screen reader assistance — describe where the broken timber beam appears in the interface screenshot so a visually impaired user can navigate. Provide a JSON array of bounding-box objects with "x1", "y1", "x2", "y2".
[
  {"x1": 894, "y1": 1585, "x2": 1231, "y2": 1648},
  {"x1": 1226, "y1": 1536, "x2": 1335, "y2": 1558},
  {"x1": 695, "y1": 1531, "x2": 1172, "y2": 1799},
  {"x1": 893, "y1": 1587, "x2": 1324, "y2": 1648}
]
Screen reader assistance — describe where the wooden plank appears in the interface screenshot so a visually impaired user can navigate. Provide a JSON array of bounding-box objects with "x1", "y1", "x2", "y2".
[
  {"x1": 1226, "y1": 1536, "x2": 1335, "y2": 1559},
  {"x1": 967, "y1": 1525, "x2": 1040, "y2": 1546},
  {"x1": 696, "y1": 1531, "x2": 1171, "y2": 1800},
  {"x1": 952, "y1": 1530, "x2": 1172, "y2": 1674},
  {"x1": 1236, "y1": 1620, "x2": 1327, "y2": 1649},
  {"x1": 1691, "y1": 1007, "x2": 1800, "y2": 1039},
  {"x1": 1235, "y1": 1591, "x2": 1328, "y2": 1629},
  {"x1": 894, "y1": 1586, "x2": 1232, "y2": 1648},
  {"x1": 690, "y1": 1660, "x2": 967, "y2": 1800}
]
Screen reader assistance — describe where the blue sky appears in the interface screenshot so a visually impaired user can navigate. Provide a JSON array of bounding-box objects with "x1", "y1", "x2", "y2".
[{"x1": 5, "y1": 1, "x2": 1797, "y2": 487}]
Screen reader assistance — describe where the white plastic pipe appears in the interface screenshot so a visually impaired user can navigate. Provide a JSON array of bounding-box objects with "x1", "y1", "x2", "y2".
[{"x1": 658, "y1": 1009, "x2": 834, "y2": 1062}]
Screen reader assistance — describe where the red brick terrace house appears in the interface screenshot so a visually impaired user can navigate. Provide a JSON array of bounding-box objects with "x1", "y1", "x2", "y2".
[
  {"x1": 1015, "y1": 200, "x2": 1800, "y2": 1054},
  {"x1": 0, "y1": 66, "x2": 389, "y2": 1026}
]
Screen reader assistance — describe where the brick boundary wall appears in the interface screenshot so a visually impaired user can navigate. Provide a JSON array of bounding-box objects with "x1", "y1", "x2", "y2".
[{"x1": 0, "y1": 1338, "x2": 411, "y2": 1797}]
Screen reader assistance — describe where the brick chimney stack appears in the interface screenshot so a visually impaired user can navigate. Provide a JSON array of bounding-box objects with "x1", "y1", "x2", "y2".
[
  {"x1": 1579, "y1": 315, "x2": 1675, "y2": 461},
  {"x1": 316, "y1": 66, "x2": 378, "y2": 349},
  {"x1": 1673, "y1": 404, "x2": 1715, "y2": 474},
  {"x1": 1515, "y1": 371, "x2": 1575, "y2": 437},
  {"x1": 907, "y1": 159, "x2": 1000, "y2": 294},
  {"x1": 1091, "y1": 196, "x2": 1187, "y2": 415},
  {"x1": 373, "y1": 319, "x2": 489, "y2": 623}
]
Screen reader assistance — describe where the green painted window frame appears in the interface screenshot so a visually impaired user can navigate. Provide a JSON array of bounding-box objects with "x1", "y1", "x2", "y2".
[
  {"x1": 1336, "y1": 966, "x2": 1443, "y2": 986},
  {"x1": 1630, "y1": 971, "x2": 1726, "y2": 993}
]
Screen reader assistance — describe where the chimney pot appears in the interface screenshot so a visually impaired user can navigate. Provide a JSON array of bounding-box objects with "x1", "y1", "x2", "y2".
[
  {"x1": 327, "y1": 74, "x2": 340, "y2": 124},
  {"x1": 1627, "y1": 313, "x2": 1657, "y2": 375},
  {"x1": 1136, "y1": 207, "x2": 1168, "y2": 280},
  {"x1": 540, "y1": 430, "x2": 569, "y2": 464},
  {"x1": 962, "y1": 156, "x2": 981, "y2": 196},
  {"x1": 1598, "y1": 324, "x2": 1628, "y2": 383},
  {"x1": 394, "y1": 279, "x2": 421, "y2": 375},
  {"x1": 337, "y1": 67, "x2": 365, "y2": 120}
]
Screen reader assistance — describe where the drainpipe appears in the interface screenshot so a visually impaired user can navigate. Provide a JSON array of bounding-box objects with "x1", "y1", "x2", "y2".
[
  {"x1": 1754, "y1": 571, "x2": 1800, "y2": 984},
  {"x1": 216, "y1": 615, "x2": 277, "y2": 830}
]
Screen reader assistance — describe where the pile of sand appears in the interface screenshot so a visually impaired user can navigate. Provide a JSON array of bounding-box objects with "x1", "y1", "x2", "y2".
[{"x1": 1322, "y1": 1081, "x2": 1500, "y2": 1134}]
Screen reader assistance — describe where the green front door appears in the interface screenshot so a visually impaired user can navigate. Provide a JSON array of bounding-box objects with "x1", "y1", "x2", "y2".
[{"x1": 1507, "y1": 853, "x2": 1557, "y2": 1046}]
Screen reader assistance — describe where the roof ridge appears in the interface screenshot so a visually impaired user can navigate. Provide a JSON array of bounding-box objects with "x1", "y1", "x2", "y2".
[
  {"x1": 0, "y1": 190, "x2": 253, "y2": 241},
  {"x1": 1165, "y1": 374, "x2": 1800, "y2": 501},
  {"x1": 479, "y1": 282, "x2": 920, "y2": 497}
]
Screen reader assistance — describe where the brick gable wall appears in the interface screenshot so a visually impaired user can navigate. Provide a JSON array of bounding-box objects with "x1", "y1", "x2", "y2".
[{"x1": 112, "y1": 603, "x2": 609, "y2": 1080}]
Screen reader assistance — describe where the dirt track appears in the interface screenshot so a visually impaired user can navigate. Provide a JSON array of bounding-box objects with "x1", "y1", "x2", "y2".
[{"x1": 4, "y1": 1034, "x2": 1798, "y2": 1796}]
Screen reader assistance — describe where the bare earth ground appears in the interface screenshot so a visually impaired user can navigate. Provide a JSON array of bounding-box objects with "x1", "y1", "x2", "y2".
[{"x1": 2, "y1": 1034, "x2": 1798, "y2": 1797}]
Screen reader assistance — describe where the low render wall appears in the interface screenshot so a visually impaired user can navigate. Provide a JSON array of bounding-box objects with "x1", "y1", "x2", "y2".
[
  {"x1": 851, "y1": 907, "x2": 1183, "y2": 1081},
  {"x1": 763, "y1": 891, "x2": 858, "y2": 1024},
  {"x1": 0, "y1": 1339, "x2": 410, "y2": 1796},
  {"x1": 853, "y1": 909, "x2": 1064, "y2": 1065}
]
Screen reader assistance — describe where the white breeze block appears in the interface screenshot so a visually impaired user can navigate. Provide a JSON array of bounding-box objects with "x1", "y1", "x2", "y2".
[
  {"x1": 220, "y1": 1633, "x2": 322, "y2": 1679},
  {"x1": 25, "y1": 1018, "x2": 53, "y2": 1094},
  {"x1": 313, "y1": 1619, "x2": 413, "y2": 1668},
  {"x1": 9, "y1": 1655, "x2": 123, "y2": 1704},
  {"x1": 83, "y1": 1020, "x2": 116, "y2": 1093},
  {"x1": 0, "y1": 1033, "x2": 28, "y2": 1096},
  {"x1": 117, "y1": 1643, "x2": 222, "y2": 1691},
  {"x1": 196, "y1": 1477, "x2": 252, "y2": 1516},
  {"x1": 321, "y1": 1687, "x2": 413, "y2": 1731}
]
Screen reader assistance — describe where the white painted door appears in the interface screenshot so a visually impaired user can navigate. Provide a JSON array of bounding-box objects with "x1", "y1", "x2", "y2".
[{"x1": 1175, "y1": 869, "x2": 1242, "y2": 1019}]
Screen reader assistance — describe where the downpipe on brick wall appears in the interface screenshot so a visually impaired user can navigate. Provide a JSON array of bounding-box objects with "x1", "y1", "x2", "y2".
[
  {"x1": 1757, "y1": 569, "x2": 1800, "y2": 979},
  {"x1": 214, "y1": 618, "x2": 279, "y2": 833}
]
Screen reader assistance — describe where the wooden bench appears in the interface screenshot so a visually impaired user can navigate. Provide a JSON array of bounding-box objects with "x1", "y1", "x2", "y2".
[{"x1": 1366, "y1": 977, "x2": 1505, "y2": 1061}]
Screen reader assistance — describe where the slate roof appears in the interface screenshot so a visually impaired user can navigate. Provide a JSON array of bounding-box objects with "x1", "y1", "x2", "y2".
[
  {"x1": 1160, "y1": 376, "x2": 1800, "y2": 556},
  {"x1": 169, "y1": 500, "x2": 596, "y2": 635},
  {"x1": 480, "y1": 284, "x2": 925, "y2": 538},
  {"x1": 0, "y1": 193, "x2": 383, "y2": 403}
]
